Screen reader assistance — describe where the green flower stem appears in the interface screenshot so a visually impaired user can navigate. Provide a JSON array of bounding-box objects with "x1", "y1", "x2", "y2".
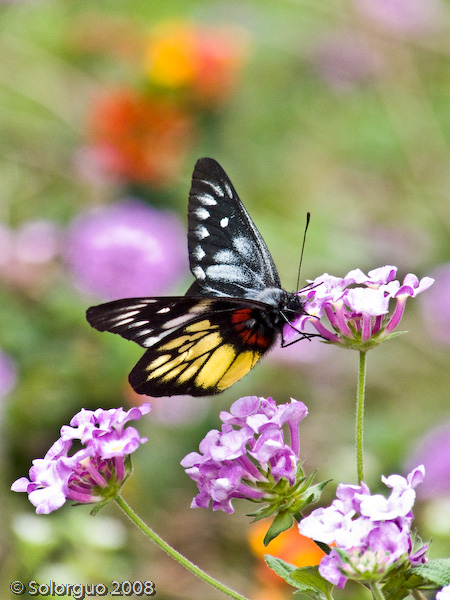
[
  {"x1": 369, "y1": 582, "x2": 386, "y2": 600},
  {"x1": 356, "y1": 350, "x2": 367, "y2": 483},
  {"x1": 115, "y1": 495, "x2": 249, "y2": 600},
  {"x1": 411, "y1": 591, "x2": 428, "y2": 600}
]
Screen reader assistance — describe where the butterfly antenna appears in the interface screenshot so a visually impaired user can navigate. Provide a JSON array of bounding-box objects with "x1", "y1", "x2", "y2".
[{"x1": 295, "y1": 212, "x2": 311, "y2": 291}]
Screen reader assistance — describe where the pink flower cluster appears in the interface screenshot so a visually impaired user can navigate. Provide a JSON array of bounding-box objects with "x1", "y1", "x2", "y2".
[
  {"x1": 288, "y1": 266, "x2": 434, "y2": 350},
  {"x1": 298, "y1": 466, "x2": 427, "y2": 588},
  {"x1": 12, "y1": 405, "x2": 151, "y2": 514},
  {"x1": 181, "y1": 396, "x2": 308, "y2": 514}
]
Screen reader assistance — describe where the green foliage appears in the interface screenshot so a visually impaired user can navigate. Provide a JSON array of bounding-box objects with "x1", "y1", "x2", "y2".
[
  {"x1": 265, "y1": 556, "x2": 333, "y2": 599},
  {"x1": 247, "y1": 463, "x2": 331, "y2": 545},
  {"x1": 412, "y1": 558, "x2": 450, "y2": 589}
]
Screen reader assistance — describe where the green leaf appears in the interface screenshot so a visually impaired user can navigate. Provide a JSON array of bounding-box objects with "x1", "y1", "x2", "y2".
[
  {"x1": 314, "y1": 540, "x2": 331, "y2": 555},
  {"x1": 382, "y1": 573, "x2": 423, "y2": 600},
  {"x1": 306, "y1": 479, "x2": 333, "y2": 502},
  {"x1": 248, "y1": 503, "x2": 278, "y2": 522},
  {"x1": 263, "y1": 511, "x2": 294, "y2": 545},
  {"x1": 265, "y1": 556, "x2": 332, "y2": 599},
  {"x1": 293, "y1": 479, "x2": 332, "y2": 513},
  {"x1": 381, "y1": 559, "x2": 433, "y2": 600},
  {"x1": 265, "y1": 555, "x2": 298, "y2": 582},
  {"x1": 412, "y1": 558, "x2": 450, "y2": 587},
  {"x1": 89, "y1": 497, "x2": 113, "y2": 516},
  {"x1": 288, "y1": 565, "x2": 333, "y2": 595},
  {"x1": 383, "y1": 330, "x2": 407, "y2": 341}
]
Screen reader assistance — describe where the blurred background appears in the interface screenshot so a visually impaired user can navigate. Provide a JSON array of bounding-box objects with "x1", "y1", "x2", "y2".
[{"x1": 2, "y1": 1, "x2": 450, "y2": 598}]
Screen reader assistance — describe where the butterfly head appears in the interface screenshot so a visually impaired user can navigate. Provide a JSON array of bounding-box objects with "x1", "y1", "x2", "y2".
[{"x1": 283, "y1": 293, "x2": 306, "y2": 319}]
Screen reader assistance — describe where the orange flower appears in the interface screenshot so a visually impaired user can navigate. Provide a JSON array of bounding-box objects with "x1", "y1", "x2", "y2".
[
  {"x1": 87, "y1": 89, "x2": 194, "y2": 186},
  {"x1": 249, "y1": 520, "x2": 325, "y2": 588},
  {"x1": 145, "y1": 22, "x2": 248, "y2": 107},
  {"x1": 146, "y1": 24, "x2": 198, "y2": 89}
]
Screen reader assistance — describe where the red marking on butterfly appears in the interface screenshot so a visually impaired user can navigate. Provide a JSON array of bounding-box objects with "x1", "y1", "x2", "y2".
[{"x1": 231, "y1": 308, "x2": 272, "y2": 349}]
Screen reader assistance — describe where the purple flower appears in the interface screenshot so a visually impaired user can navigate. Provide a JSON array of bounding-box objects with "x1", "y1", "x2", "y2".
[
  {"x1": 298, "y1": 466, "x2": 427, "y2": 589},
  {"x1": 354, "y1": 0, "x2": 445, "y2": 37},
  {"x1": 64, "y1": 201, "x2": 187, "y2": 300},
  {"x1": 407, "y1": 421, "x2": 450, "y2": 499},
  {"x1": 311, "y1": 31, "x2": 381, "y2": 92},
  {"x1": 15, "y1": 220, "x2": 60, "y2": 264},
  {"x1": 0, "y1": 219, "x2": 61, "y2": 294},
  {"x1": 288, "y1": 265, "x2": 434, "y2": 351},
  {"x1": 181, "y1": 396, "x2": 308, "y2": 514},
  {"x1": 11, "y1": 404, "x2": 151, "y2": 514},
  {"x1": 0, "y1": 350, "x2": 17, "y2": 396},
  {"x1": 0, "y1": 219, "x2": 60, "y2": 268}
]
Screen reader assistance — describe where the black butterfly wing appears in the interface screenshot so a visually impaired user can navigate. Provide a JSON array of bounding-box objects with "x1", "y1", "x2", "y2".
[
  {"x1": 188, "y1": 157, "x2": 282, "y2": 300},
  {"x1": 87, "y1": 296, "x2": 279, "y2": 396},
  {"x1": 86, "y1": 158, "x2": 297, "y2": 397},
  {"x1": 87, "y1": 297, "x2": 204, "y2": 348}
]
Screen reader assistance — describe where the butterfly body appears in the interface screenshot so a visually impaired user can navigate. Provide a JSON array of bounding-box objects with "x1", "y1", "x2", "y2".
[{"x1": 87, "y1": 158, "x2": 307, "y2": 397}]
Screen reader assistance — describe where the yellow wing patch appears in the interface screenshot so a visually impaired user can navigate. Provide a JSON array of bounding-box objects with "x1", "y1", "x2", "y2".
[
  {"x1": 185, "y1": 320, "x2": 218, "y2": 333},
  {"x1": 216, "y1": 350, "x2": 261, "y2": 391},
  {"x1": 177, "y1": 355, "x2": 209, "y2": 384},
  {"x1": 142, "y1": 318, "x2": 263, "y2": 394},
  {"x1": 194, "y1": 344, "x2": 236, "y2": 389},
  {"x1": 147, "y1": 352, "x2": 188, "y2": 380}
]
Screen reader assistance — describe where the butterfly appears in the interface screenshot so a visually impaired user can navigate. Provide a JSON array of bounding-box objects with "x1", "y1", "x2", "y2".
[{"x1": 86, "y1": 157, "x2": 309, "y2": 397}]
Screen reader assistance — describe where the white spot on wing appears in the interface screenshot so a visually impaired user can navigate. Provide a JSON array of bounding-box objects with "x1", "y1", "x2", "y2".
[
  {"x1": 189, "y1": 300, "x2": 212, "y2": 313},
  {"x1": 223, "y1": 182, "x2": 233, "y2": 198},
  {"x1": 134, "y1": 328, "x2": 154, "y2": 338},
  {"x1": 195, "y1": 207, "x2": 210, "y2": 220},
  {"x1": 206, "y1": 264, "x2": 250, "y2": 283},
  {"x1": 195, "y1": 225, "x2": 210, "y2": 240},
  {"x1": 214, "y1": 249, "x2": 237, "y2": 264},
  {"x1": 233, "y1": 236, "x2": 253, "y2": 259},
  {"x1": 202, "y1": 180, "x2": 224, "y2": 198},
  {"x1": 142, "y1": 334, "x2": 165, "y2": 348},
  {"x1": 193, "y1": 245, "x2": 206, "y2": 261},
  {"x1": 193, "y1": 265, "x2": 206, "y2": 280},
  {"x1": 220, "y1": 217, "x2": 229, "y2": 228},
  {"x1": 128, "y1": 301, "x2": 154, "y2": 309},
  {"x1": 113, "y1": 317, "x2": 136, "y2": 327},
  {"x1": 157, "y1": 307, "x2": 171, "y2": 314},
  {"x1": 127, "y1": 320, "x2": 150, "y2": 328},
  {"x1": 163, "y1": 314, "x2": 195, "y2": 329},
  {"x1": 111, "y1": 310, "x2": 140, "y2": 321},
  {"x1": 198, "y1": 193, "x2": 217, "y2": 206}
]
